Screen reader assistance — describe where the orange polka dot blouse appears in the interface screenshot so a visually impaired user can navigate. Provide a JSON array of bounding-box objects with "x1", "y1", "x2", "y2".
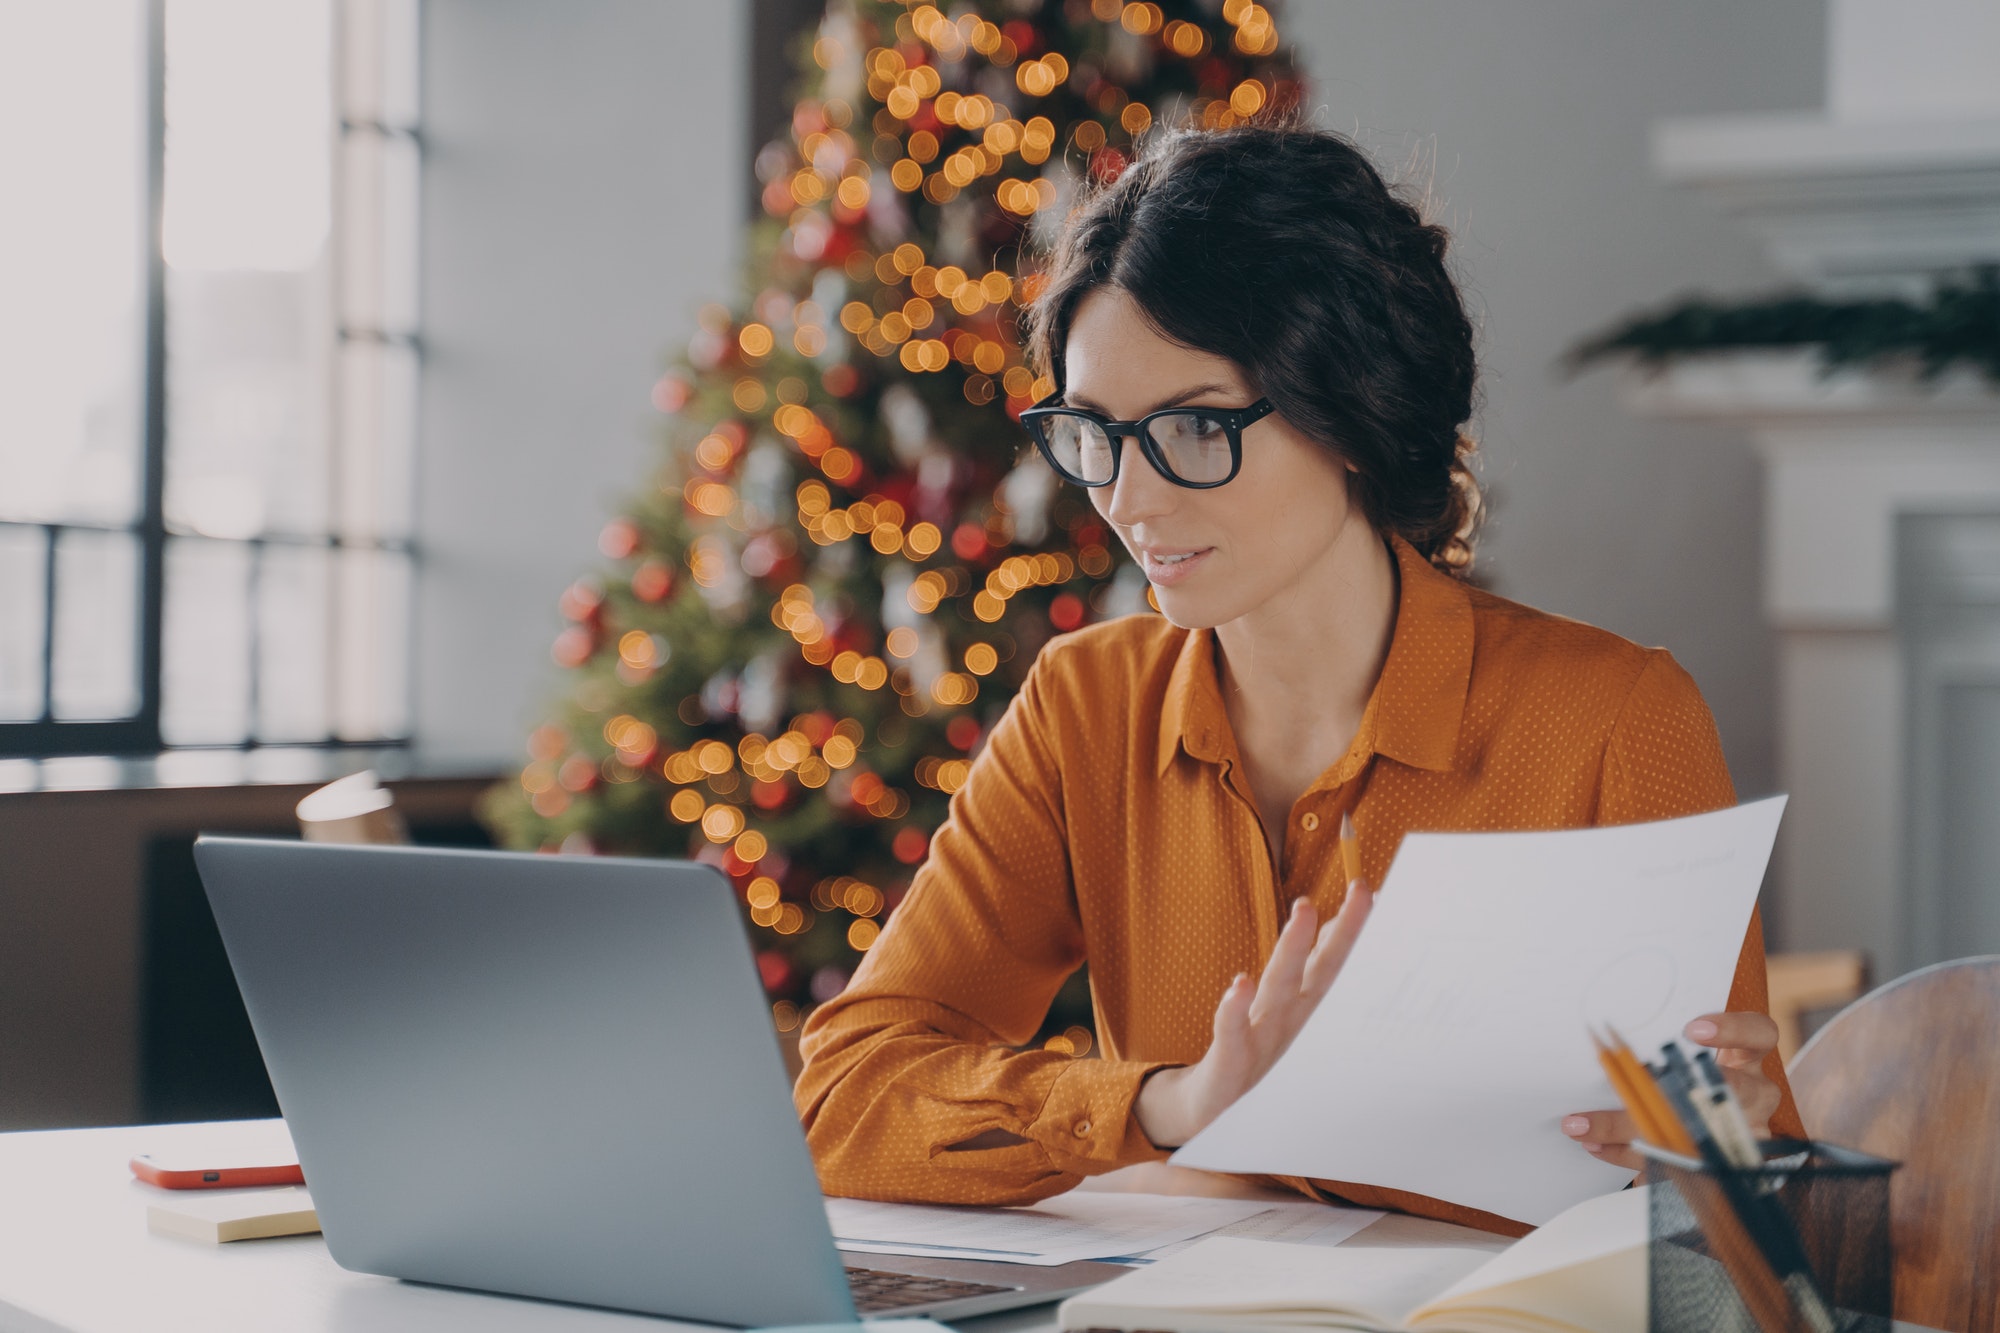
[{"x1": 796, "y1": 534, "x2": 1803, "y2": 1236}]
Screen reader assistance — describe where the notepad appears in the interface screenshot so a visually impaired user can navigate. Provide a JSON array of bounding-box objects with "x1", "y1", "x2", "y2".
[
  {"x1": 147, "y1": 1187, "x2": 320, "y2": 1243},
  {"x1": 1173, "y1": 797, "x2": 1786, "y2": 1227},
  {"x1": 1058, "y1": 1187, "x2": 1647, "y2": 1333}
]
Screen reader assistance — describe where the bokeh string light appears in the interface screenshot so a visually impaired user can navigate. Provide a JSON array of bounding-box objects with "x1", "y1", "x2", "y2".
[{"x1": 486, "y1": 0, "x2": 1299, "y2": 1040}]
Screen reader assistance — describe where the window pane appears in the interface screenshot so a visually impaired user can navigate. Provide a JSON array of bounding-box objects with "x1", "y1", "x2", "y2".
[
  {"x1": 0, "y1": 528, "x2": 49, "y2": 720},
  {"x1": 162, "y1": 0, "x2": 332, "y2": 272},
  {"x1": 50, "y1": 529, "x2": 142, "y2": 719},
  {"x1": 164, "y1": 270, "x2": 331, "y2": 538},
  {"x1": 334, "y1": 545, "x2": 410, "y2": 740},
  {"x1": 162, "y1": 0, "x2": 334, "y2": 541},
  {"x1": 162, "y1": 536, "x2": 251, "y2": 744},
  {"x1": 0, "y1": 1, "x2": 148, "y2": 525},
  {"x1": 257, "y1": 542, "x2": 331, "y2": 742},
  {"x1": 336, "y1": 339, "x2": 417, "y2": 541}
]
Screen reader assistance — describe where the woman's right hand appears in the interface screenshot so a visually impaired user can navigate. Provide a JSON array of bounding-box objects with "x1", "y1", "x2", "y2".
[{"x1": 1133, "y1": 886, "x2": 1374, "y2": 1149}]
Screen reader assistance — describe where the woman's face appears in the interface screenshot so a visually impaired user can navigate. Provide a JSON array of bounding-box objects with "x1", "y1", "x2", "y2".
[{"x1": 1062, "y1": 286, "x2": 1370, "y2": 631}]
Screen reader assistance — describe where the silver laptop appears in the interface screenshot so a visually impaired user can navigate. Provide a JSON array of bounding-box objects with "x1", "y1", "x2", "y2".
[{"x1": 193, "y1": 836, "x2": 1125, "y2": 1327}]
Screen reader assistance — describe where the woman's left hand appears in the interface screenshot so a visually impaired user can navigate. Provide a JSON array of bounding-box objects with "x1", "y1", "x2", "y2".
[{"x1": 1559, "y1": 1011, "x2": 1782, "y2": 1170}]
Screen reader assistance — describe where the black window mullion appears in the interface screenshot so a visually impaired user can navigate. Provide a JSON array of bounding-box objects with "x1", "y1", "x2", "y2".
[
  {"x1": 134, "y1": 0, "x2": 167, "y2": 753},
  {"x1": 38, "y1": 524, "x2": 56, "y2": 724}
]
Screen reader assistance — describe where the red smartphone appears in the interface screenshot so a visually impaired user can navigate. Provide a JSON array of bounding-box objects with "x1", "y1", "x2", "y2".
[{"x1": 130, "y1": 1129, "x2": 305, "y2": 1189}]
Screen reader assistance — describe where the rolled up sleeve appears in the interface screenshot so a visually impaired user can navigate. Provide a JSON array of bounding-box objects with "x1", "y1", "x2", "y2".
[{"x1": 795, "y1": 656, "x2": 1171, "y2": 1204}]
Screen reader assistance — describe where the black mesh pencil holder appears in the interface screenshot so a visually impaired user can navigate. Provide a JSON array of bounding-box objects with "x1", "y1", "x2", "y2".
[{"x1": 1639, "y1": 1138, "x2": 1896, "y2": 1333}]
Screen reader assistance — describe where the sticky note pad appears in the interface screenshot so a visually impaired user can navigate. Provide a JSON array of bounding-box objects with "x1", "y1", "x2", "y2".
[{"x1": 147, "y1": 1186, "x2": 320, "y2": 1243}]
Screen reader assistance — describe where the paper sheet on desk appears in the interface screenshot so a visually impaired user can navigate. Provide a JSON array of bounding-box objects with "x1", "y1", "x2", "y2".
[
  {"x1": 825, "y1": 1193, "x2": 1275, "y2": 1266},
  {"x1": 1172, "y1": 796, "x2": 1787, "y2": 1228},
  {"x1": 1124, "y1": 1200, "x2": 1385, "y2": 1262}
]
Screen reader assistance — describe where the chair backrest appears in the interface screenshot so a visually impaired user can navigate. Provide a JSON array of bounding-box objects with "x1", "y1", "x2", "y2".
[
  {"x1": 1767, "y1": 949, "x2": 1869, "y2": 1063},
  {"x1": 1787, "y1": 955, "x2": 2000, "y2": 1333}
]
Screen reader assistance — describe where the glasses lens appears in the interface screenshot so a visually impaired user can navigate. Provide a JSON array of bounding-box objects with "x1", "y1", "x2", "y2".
[
  {"x1": 1040, "y1": 412, "x2": 1116, "y2": 484},
  {"x1": 1146, "y1": 411, "x2": 1236, "y2": 485}
]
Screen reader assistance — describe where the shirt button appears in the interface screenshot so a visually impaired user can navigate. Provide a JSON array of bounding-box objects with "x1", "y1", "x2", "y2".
[
  {"x1": 1300, "y1": 812, "x2": 1321, "y2": 831},
  {"x1": 1073, "y1": 1120, "x2": 1093, "y2": 1138}
]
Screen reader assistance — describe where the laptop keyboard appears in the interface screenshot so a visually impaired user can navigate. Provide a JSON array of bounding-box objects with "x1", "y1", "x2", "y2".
[{"x1": 844, "y1": 1264, "x2": 1020, "y2": 1313}]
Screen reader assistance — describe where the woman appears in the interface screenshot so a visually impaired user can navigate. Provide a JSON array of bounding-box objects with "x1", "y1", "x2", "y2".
[{"x1": 795, "y1": 121, "x2": 1800, "y2": 1236}]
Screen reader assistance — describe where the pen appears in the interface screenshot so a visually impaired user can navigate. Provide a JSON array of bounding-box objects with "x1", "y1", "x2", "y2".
[
  {"x1": 1339, "y1": 811, "x2": 1361, "y2": 887},
  {"x1": 1655, "y1": 1042, "x2": 1721, "y2": 1156},
  {"x1": 1692, "y1": 1048, "x2": 1764, "y2": 1171}
]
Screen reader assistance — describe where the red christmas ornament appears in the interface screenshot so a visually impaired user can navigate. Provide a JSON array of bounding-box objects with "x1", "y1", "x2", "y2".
[
  {"x1": 558, "y1": 579, "x2": 603, "y2": 622},
  {"x1": 799, "y1": 712, "x2": 836, "y2": 746},
  {"x1": 598, "y1": 518, "x2": 641, "y2": 560},
  {"x1": 951, "y1": 523, "x2": 987, "y2": 561},
  {"x1": 756, "y1": 950, "x2": 795, "y2": 994},
  {"x1": 892, "y1": 827, "x2": 929, "y2": 864},
  {"x1": 847, "y1": 771, "x2": 886, "y2": 809},
  {"x1": 631, "y1": 558, "x2": 674, "y2": 603},
  {"x1": 1090, "y1": 147, "x2": 1129, "y2": 183},
  {"x1": 550, "y1": 626, "x2": 595, "y2": 669},
  {"x1": 649, "y1": 374, "x2": 692, "y2": 414}
]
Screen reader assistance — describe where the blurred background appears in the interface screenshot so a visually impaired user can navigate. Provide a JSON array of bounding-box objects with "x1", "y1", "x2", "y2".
[{"x1": 2, "y1": 0, "x2": 1995, "y2": 1132}]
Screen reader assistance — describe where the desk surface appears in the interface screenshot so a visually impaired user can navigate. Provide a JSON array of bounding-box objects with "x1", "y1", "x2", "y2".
[
  {"x1": 0, "y1": 1121, "x2": 1505, "y2": 1333},
  {"x1": 0, "y1": 1121, "x2": 1941, "y2": 1333}
]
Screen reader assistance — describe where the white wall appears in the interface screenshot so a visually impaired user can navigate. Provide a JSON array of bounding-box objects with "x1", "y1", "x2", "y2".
[
  {"x1": 414, "y1": 0, "x2": 746, "y2": 764},
  {"x1": 1288, "y1": 2, "x2": 1826, "y2": 809}
]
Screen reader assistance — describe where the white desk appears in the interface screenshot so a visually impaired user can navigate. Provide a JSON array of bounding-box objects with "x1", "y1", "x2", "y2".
[{"x1": 0, "y1": 1122, "x2": 1507, "y2": 1333}]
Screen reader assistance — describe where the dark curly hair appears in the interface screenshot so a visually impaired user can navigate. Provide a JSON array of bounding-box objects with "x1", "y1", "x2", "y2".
[{"x1": 1026, "y1": 120, "x2": 1481, "y2": 574}]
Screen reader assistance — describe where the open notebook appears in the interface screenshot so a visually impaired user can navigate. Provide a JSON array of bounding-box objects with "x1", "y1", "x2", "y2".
[{"x1": 1059, "y1": 1187, "x2": 1646, "y2": 1333}]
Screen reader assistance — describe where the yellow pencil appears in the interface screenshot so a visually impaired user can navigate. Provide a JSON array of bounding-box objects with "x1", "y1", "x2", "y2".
[
  {"x1": 1339, "y1": 810, "x2": 1361, "y2": 886},
  {"x1": 1591, "y1": 1027, "x2": 1675, "y2": 1150},
  {"x1": 1604, "y1": 1026, "x2": 1697, "y2": 1155}
]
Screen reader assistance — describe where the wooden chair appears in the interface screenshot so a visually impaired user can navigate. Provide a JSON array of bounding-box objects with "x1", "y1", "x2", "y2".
[
  {"x1": 1787, "y1": 955, "x2": 2000, "y2": 1333},
  {"x1": 1767, "y1": 949, "x2": 1869, "y2": 1063}
]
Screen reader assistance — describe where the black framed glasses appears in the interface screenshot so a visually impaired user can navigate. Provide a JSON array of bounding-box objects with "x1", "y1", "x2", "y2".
[{"x1": 1020, "y1": 391, "x2": 1276, "y2": 489}]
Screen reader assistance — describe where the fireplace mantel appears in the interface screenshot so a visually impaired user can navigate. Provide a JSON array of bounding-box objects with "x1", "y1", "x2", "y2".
[{"x1": 1623, "y1": 352, "x2": 2000, "y2": 629}]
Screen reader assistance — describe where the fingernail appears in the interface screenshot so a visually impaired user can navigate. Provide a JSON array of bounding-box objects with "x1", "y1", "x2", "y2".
[
  {"x1": 1290, "y1": 897, "x2": 1306, "y2": 919},
  {"x1": 1685, "y1": 1019, "x2": 1718, "y2": 1042},
  {"x1": 1562, "y1": 1116, "x2": 1590, "y2": 1137}
]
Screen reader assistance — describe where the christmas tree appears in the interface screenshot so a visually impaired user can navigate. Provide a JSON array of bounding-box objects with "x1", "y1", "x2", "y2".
[{"x1": 483, "y1": 0, "x2": 1299, "y2": 1045}]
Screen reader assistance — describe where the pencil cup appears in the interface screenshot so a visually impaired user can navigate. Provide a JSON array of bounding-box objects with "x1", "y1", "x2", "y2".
[{"x1": 1639, "y1": 1139, "x2": 1895, "y2": 1333}]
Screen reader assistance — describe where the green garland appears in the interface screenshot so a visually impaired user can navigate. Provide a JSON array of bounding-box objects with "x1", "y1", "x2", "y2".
[{"x1": 1567, "y1": 266, "x2": 2000, "y2": 384}]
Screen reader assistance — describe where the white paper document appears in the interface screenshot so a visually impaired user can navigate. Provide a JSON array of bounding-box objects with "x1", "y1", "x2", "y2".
[
  {"x1": 1171, "y1": 796, "x2": 1787, "y2": 1227},
  {"x1": 824, "y1": 1192, "x2": 1276, "y2": 1266},
  {"x1": 1130, "y1": 1200, "x2": 1386, "y2": 1262}
]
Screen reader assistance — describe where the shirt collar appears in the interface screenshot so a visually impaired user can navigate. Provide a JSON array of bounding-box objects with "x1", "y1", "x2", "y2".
[{"x1": 1155, "y1": 534, "x2": 1473, "y2": 777}]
